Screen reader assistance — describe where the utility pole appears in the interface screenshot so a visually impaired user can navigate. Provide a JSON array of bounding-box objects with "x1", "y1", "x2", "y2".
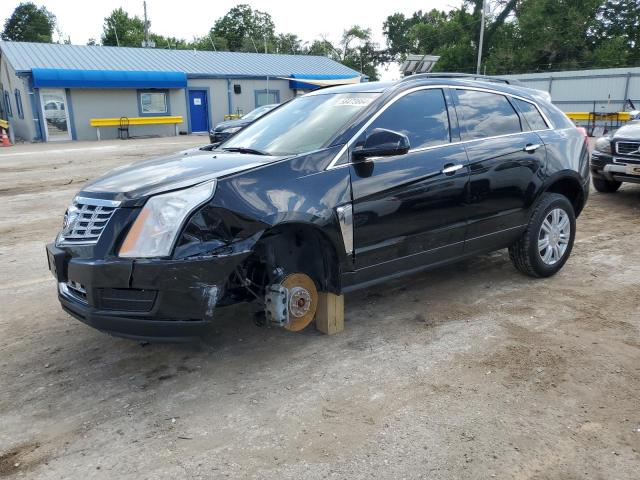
[
  {"x1": 142, "y1": 1, "x2": 153, "y2": 48},
  {"x1": 112, "y1": 19, "x2": 120, "y2": 47},
  {"x1": 476, "y1": 0, "x2": 487, "y2": 75}
]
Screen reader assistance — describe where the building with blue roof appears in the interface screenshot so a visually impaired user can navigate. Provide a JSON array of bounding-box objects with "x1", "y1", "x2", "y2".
[{"x1": 0, "y1": 41, "x2": 364, "y2": 142}]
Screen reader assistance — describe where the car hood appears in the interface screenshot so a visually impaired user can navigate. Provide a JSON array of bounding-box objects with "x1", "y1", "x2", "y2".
[
  {"x1": 613, "y1": 121, "x2": 640, "y2": 140},
  {"x1": 81, "y1": 149, "x2": 282, "y2": 203},
  {"x1": 212, "y1": 118, "x2": 249, "y2": 132}
]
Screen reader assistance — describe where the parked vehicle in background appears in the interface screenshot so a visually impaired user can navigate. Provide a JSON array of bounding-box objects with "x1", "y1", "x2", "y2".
[
  {"x1": 209, "y1": 104, "x2": 278, "y2": 143},
  {"x1": 47, "y1": 75, "x2": 589, "y2": 342},
  {"x1": 592, "y1": 121, "x2": 640, "y2": 192}
]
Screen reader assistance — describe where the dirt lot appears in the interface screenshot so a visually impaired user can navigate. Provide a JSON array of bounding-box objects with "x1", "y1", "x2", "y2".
[{"x1": 0, "y1": 136, "x2": 639, "y2": 479}]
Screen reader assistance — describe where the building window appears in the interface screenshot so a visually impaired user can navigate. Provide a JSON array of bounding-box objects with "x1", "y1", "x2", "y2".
[
  {"x1": 255, "y1": 89, "x2": 280, "y2": 108},
  {"x1": 14, "y1": 89, "x2": 24, "y2": 119},
  {"x1": 3, "y1": 91, "x2": 12, "y2": 117},
  {"x1": 138, "y1": 90, "x2": 169, "y2": 115}
]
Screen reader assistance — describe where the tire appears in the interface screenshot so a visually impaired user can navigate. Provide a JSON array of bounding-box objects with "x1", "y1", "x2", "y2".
[
  {"x1": 509, "y1": 193, "x2": 576, "y2": 278},
  {"x1": 593, "y1": 177, "x2": 621, "y2": 193}
]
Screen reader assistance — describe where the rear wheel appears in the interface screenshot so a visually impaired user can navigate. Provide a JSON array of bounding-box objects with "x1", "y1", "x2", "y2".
[
  {"x1": 593, "y1": 177, "x2": 621, "y2": 193},
  {"x1": 509, "y1": 193, "x2": 576, "y2": 278}
]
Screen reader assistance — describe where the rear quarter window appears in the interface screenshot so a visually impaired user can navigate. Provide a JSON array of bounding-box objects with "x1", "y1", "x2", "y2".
[
  {"x1": 512, "y1": 98, "x2": 548, "y2": 131},
  {"x1": 455, "y1": 89, "x2": 522, "y2": 140}
]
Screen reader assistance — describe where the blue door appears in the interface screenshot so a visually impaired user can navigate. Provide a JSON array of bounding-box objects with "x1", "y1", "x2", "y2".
[{"x1": 189, "y1": 90, "x2": 209, "y2": 132}]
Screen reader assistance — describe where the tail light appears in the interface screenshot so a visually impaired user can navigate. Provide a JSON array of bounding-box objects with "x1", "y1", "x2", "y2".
[{"x1": 576, "y1": 127, "x2": 589, "y2": 148}]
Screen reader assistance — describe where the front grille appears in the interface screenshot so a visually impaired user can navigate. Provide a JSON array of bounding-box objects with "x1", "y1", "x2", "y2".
[
  {"x1": 57, "y1": 197, "x2": 120, "y2": 246},
  {"x1": 615, "y1": 141, "x2": 640, "y2": 156},
  {"x1": 95, "y1": 288, "x2": 157, "y2": 312}
]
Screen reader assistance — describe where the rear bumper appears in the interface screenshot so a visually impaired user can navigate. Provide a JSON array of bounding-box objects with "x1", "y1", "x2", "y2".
[{"x1": 47, "y1": 243, "x2": 250, "y2": 341}]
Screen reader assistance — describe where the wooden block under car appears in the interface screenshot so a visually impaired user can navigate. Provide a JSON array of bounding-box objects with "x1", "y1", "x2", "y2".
[{"x1": 315, "y1": 292, "x2": 344, "y2": 335}]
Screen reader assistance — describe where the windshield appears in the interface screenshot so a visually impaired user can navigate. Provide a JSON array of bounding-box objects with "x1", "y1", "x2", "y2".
[
  {"x1": 243, "y1": 104, "x2": 276, "y2": 121},
  {"x1": 223, "y1": 92, "x2": 380, "y2": 156}
]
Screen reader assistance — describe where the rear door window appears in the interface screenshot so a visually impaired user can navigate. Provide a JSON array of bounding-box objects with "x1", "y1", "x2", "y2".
[
  {"x1": 367, "y1": 88, "x2": 451, "y2": 150},
  {"x1": 455, "y1": 89, "x2": 523, "y2": 140},
  {"x1": 512, "y1": 98, "x2": 548, "y2": 131}
]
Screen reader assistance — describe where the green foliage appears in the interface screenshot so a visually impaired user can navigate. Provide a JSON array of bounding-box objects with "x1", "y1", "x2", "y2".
[
  {"x1": 383, "y1": 0, "x2": 640, "y2": 74},
  {"x1": 211, "y1": 4, "x2": 275, "y2": 52},
  {"x1": 2, "y1": 2, "x2": 56, "y2": 42},
  {"x1": 101, "y1": 8, "x2": 145, "y2": 47}
]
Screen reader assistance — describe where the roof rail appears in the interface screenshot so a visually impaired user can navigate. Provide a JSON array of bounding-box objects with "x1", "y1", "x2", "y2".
[{"x1": 400, "y1": 72, "x2": 522, "y2": 86}]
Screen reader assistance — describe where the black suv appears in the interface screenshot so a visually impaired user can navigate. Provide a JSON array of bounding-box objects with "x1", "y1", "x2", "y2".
[
  {"x1": 591, "y1": 121, "x2": 640, "y2": 192},
  {"x1": 46, "y1": 75, "x2": 590, "y2": 341}
]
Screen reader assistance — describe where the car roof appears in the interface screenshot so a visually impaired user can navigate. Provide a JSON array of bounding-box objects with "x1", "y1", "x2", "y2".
[
  {"x1": 305, "y1": 81, "x2": 394, "y2": 95},
  {"x1": 306, "y1": 76, "x2": 546, "y2": 104}
]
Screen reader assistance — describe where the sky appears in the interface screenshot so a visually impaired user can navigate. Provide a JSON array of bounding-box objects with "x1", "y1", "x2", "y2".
[{"x1": 2, "y1": 0, "x2": 458, "y2": 80}]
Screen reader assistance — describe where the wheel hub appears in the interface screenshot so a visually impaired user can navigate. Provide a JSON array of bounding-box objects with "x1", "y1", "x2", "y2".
[
  {"x1": 538, "y1": 208, "x2": 570, "y2": 266},
  {"x1": 289, "y1": 286, "x2": 312, "y2": 318}
]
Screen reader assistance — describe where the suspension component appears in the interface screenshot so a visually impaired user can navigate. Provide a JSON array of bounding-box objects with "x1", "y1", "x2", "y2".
[{"x1": 264, "y1": 273, "x2": 318, "y2": 331}]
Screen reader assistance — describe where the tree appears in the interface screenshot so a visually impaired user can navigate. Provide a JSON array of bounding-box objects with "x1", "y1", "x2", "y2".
[
  {"x1": 592, "y1": 0, "x2": 640, "y2": 65},
  {"x1": 382, "y1": 0, "x2": 622, "y2": 75},
  {"x1": 306, "y1": 38, "x2": 340, "y2": 60},
  {"x1": 211, "y1": 4, "x2": 275, "y2": 52},
  {"x1": 510, "y1": 0, "x2": 601, "y2": 72},
  {"x1": 336, "y1": 26, "x2": 387, "y2": 80},
  {"x1": 274, "y1": 33, "x2": 304, "y2": 55},
  {"x1": 2, "y1": 2, "x2": 56, "y2": 42},
  {"x1": 101, "y1": 8, "x2": 145, "y2": 47},
  {"x1": 190, "y1": 35, "x2": 228, "y2": 51}
]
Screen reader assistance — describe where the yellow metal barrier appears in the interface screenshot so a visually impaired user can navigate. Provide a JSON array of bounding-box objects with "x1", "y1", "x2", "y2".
[
  {"x1": 89, "y1": 116, "x2": 183, "y2": 140},
  {"x1": 89, "y1": 116, "x2": 183, "y2": 127},
  {"x1": 565, "y1": 112, "x2": 631, "y2": 122}
]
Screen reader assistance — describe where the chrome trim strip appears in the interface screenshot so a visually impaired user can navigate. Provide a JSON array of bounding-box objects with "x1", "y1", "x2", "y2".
[
  {"x1": 465, "y1": 224, "x2": 527, "y2": 241},
  {"x1": 354, "y1": 240, "x2": 466, "y2": 270},
  {"x1": 325, "y1": 84, "x2": 554, "y2": 171},
  {"x1": 335, "y1": 204, "x2": 354, "y2": 257},
  {"x1": 74, "y1": 196, "x2": 121, "y2": 208}
]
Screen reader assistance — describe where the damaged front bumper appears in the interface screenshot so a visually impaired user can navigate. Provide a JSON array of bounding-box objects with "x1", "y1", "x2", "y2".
[{"x1": 46, "y1": 243, "x2": 250, "y2": 342}]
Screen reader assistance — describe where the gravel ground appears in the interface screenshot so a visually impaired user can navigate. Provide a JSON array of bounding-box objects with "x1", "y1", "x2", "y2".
[{"x1": 0, "y1": 136, "x2": 639, "y2": 479}]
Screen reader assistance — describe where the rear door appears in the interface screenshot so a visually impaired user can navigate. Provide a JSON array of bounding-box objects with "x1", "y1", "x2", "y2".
[
  {"x1": 349, "y1": 87, "x2": 469, "y2": 277},
  {"x1": 452, "y1": 88, "x2": 547, "y2": 253}
]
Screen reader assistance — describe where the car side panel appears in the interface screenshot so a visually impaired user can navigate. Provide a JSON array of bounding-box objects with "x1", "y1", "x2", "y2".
[
  {"x1": 207, "y1": 146, "x2": 355, "y2": 275},
  {"x1": 462, "y1": 131, "x2": 547, "y2": 253},
  {"x1": 349, "y1": 144, "x2": 469, "y2": 270}
]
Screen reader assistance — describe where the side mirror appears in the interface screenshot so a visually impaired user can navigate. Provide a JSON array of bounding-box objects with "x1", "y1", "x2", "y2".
[{"x1": 352, "y1": 128, "x2": 410, "y2": 161}]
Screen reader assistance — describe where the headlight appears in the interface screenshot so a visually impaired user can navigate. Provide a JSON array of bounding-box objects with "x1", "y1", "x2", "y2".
[
  {"x1": 595, "y1": 137, "x2": 612, "y2": 154},
  {"x1": 119, "y1": 180, "x2": 216, "y2": 258},
  {"x1": 223, "y1": 126, "x2": 242, "y2": 134}
]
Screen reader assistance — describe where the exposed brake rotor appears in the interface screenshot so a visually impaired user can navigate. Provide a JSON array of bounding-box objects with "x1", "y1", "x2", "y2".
[{"x1": 281, "y1": 273, "x2": 318, "y2": 331}]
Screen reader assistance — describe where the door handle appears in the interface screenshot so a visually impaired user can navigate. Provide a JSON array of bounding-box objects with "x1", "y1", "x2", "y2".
[
  {"x1": 442, "y1": 164, "x2": 464, "y2": 175},
  {"x1": 524, "y1": 143, "x2": 542, "y2": 153}
]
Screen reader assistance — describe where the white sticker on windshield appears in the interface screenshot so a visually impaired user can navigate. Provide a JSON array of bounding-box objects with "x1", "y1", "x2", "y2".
[{"x1": 335, "y1": 97, "x2": 374, "y2": 107}]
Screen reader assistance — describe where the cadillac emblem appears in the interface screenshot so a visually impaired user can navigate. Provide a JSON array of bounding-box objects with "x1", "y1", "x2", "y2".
[{"x1": 62, "y1": 204, "x2": 80, "y2": 235}]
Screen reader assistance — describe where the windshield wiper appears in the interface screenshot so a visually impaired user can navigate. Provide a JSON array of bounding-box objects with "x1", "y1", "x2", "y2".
[{"x1": 222, "y1": 147, "x2": 268, "y2": 156}]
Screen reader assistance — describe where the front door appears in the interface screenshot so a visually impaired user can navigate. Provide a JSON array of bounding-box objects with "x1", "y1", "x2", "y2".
[
  {"x1": 40, "y1": 89, "x2": 71, "y2": 141},
  {"x1": 349, "y1": 88, "x2": 469, "y2": 281},
  {"x1": 189, "y1": 90, "x2": 209, "y2": 133},
  {"x1": 452, "y1": 88, "x2": 547, "y2": 252}
]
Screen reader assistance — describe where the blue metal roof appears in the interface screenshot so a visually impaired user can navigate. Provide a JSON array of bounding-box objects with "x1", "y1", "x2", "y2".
[
  {"x1": 32, "y1": 68, "x2": 187, "y2": 89},
  {"x1": 0, "y1": 41, "x2": 361, "y2": 79}
]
